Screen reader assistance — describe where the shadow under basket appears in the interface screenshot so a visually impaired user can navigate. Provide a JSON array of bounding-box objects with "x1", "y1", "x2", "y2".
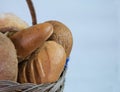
[{"x1": 0, "y1": 67, "x2": 67, "y2": 92}]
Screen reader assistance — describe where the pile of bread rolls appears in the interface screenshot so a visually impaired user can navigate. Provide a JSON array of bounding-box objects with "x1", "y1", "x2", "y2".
[{"x1": 0, "y1": 13, "x2": 73, "y2": 84}]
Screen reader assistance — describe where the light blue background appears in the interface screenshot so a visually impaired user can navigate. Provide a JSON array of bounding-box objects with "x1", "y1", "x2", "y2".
[{"x1": 0, "y1": 0, "x2": 120, "y2": 92}]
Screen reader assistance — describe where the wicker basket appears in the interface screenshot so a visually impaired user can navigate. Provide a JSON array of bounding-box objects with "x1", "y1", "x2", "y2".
[{"x1": 0, "y1": 67, "x2": 67, "y2": 92}]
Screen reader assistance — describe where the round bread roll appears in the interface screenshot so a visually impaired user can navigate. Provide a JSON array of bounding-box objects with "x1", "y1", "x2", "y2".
[
  {"x1": 0, "y1": 13, "x2": 29, "y2": 33},
  {"x1": 0, "y1": 32, "x2": 18, "y2": 81},
  {"x1": 45, "y1": 20, "x2": 73, "y2": 57}
]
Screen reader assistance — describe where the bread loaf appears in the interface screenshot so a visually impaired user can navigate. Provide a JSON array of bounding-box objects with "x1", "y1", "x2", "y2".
[
  {"x1": 18, "y1": 41, "x2": 66, "y2": 84},
  {"x1": 10, "y1": 23, "x2": 53, "y2": 61}
]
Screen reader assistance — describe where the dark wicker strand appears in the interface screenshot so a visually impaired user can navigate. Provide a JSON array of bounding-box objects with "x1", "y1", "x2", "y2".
[
  {"x1": 0, "y1": 84, "x2": 35, "y2": 92},
  {"x1": 26, "y1": 0, "x2": 37, "y2": 25}
]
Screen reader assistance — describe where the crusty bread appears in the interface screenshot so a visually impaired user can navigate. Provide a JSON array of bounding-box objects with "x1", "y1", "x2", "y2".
[
  {"x1": 46, "y1": 20, "x2": 73, "y2": 57},
  {"x1": 18, "y1": 41, "x2": 66, "y2": 84},
  {"x1": 0, "y1": 32, "x2": 18, "y2": 81},
  {"x1": 10, "y1": 23, "x2": 53, "y2": 61},
  {"x1": 0, "y1": 13, "x2": 28, "y2": 33}
]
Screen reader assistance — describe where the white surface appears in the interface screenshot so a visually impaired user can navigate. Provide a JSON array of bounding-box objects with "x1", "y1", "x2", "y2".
[{"x1": 0, "y1": 0, "x2": 120, "y2": 92}]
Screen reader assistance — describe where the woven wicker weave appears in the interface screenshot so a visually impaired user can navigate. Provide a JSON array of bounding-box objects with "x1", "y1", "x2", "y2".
[{"x1": 0, "y1": 67, "x2": 67, "y2": 92}]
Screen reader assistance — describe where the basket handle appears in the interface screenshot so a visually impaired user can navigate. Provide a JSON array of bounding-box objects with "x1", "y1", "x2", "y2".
[{"x1": 26, "y1": 0, "x2": 37, "y2": 25}]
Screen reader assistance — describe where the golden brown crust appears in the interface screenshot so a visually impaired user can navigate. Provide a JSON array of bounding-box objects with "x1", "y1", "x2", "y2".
[
  {"x1": 10, "y1": 23, "x2": 53, "y2": 62},
  {"x1": 0, "y1": 32, "x2": 18, "y2": 81},
  {"x1": 45, "y1": 20, "x2": 73, "y2": 57},
  {"x1": 0, "y1": 13, "x2": 29, "y2": 33},
  {"x1": 18, "y1": 41, "x2": 66, "y2": 84},
  {"x1": 0, "y1": 27, "x2": 19, "y2": 33}
]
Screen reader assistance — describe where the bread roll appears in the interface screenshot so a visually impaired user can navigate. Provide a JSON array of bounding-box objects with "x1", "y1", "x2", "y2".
[
  {"x1": 0, "y1": 32, "x2": 18, "y2": 81},
  {"x1": 10, "y1": 23, "x2": 53, "y2": 61},
  {"x1": 46, "y1": 20, "x2": 73, "y2": 57},
  {"x1": 0, "y1": 13, "x2": 28, "y2": 33},
  {"x1": 18, "y1": 41, "x2": 66, "y2": 84}
]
